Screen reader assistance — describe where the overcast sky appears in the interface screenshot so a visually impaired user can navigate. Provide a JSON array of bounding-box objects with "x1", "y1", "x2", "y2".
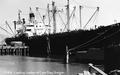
[{"x1": 0, "y1": 0, "x2": 120, "y2": 36}]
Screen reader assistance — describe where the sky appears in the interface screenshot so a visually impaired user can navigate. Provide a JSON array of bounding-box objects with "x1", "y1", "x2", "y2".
[{"x1": 0, "y1": 0, "x2": 120, "y2": 39}]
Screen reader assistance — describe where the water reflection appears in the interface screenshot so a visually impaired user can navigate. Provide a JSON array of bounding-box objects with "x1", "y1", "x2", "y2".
[{"x1": 0, "y1": 56, "x2": 88, "y2": 75}]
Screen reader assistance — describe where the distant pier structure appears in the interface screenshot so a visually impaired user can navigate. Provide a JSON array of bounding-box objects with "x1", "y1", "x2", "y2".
[{"x1": 0, "y1": 41, "x2": 29, "y2": 56}]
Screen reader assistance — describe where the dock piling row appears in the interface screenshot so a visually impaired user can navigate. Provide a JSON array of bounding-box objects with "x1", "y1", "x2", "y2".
[{"x1": 0, "y1": 46, "x2": 29, "y2": 56}]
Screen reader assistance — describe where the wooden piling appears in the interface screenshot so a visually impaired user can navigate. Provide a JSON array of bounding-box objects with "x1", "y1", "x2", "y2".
[{"x1": 0, "y1": 45, "x2": 29, "y2": 56}]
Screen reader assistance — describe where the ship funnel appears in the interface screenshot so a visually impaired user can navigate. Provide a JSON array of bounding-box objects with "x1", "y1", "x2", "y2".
[{"x1": 29, "y1": 7, "x2": 35, "y2": 22}]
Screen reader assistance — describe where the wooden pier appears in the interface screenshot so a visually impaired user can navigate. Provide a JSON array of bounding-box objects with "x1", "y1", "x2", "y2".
[{"x1": 0, "y1": 45, "x2": 29, "y2": 56}]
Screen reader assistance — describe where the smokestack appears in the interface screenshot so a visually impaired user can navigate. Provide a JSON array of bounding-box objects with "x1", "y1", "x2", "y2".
[{"x1": 29, "y1": 7, "x2": 35, "y2": 22}]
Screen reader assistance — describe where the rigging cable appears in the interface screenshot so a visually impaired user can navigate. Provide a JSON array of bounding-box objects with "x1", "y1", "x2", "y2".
[
  {"x1": 57, "y1": 12, "x2": 66, "y2": 31},
  {"x1": 63, "y1": 6, "x2": 76, "y2": 31},
  {"x1": 0, "y1": 26, "x2": 13, "y2": 35},
  {"x1": 56, "y1": 7, "x2": 66, "y2": 26},
  {"x1": 77, "y1": 28, "x2": 120, "y2": 50},
  {"x1": 69, "y1": 25, "x2": 116, "y2": 52},
  {"x1": 36, "y1": 7, "x2": 46, "y2": 25},
  {"x1": 92, "y1": 10, "x2": 99, "y2": 28},
  {"x1": 83, "y1": 7, "x2": 99, "y2": 29},
  {"x1": 5, "y1": 21, "x2": 14, "y2": 35}
]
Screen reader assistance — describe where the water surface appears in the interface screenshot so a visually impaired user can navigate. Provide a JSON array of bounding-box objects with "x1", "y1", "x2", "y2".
[{"x1": 0, "y1": 56, "x2": 88, "y2": 75}]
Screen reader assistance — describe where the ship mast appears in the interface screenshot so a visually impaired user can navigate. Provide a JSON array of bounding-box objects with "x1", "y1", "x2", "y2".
[
  {"x1": 17, "y1": 10, "x2": 21, "y2": 23},
  {"x1": 47, "y1": 4, "x2": 51, "y2": 57},
  {"x1": 79, "y1": 6, "x2": 82, "y2": 29},
  {"x1": 47, "y1": 4, "x2": 50, "y2": 27},
  {"x1": 17, "y1": 10, "x2": 22, "y2": 24},
  {"x1": 52, "y1": 1, "x2": 57, "y2": 33},
  {"x1": 47, "y1": 4, "x2": 51, "y2": 34},
  {"x1": 66, "y1": 0, "x2": 70, "y2": 32}
]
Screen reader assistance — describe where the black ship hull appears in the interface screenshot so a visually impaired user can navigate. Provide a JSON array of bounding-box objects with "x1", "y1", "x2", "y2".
[
  {"x1": 5, "y1": 29, "x2": 102, "y2": 57},
  {"x1": 5, "y1": 23, "x2": 120, "y2": 73}
]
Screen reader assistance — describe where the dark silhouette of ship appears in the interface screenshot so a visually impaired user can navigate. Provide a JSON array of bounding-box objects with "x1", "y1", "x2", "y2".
[
  {"x1": 5, "y1": 22, "x2": 120, "y2": 73},
  {"x1": 4, "y1": 1, "x2": 100, "y2": 58},
  {"x1": 4, "y1": 1, "x2": 120, "y2": 73}
]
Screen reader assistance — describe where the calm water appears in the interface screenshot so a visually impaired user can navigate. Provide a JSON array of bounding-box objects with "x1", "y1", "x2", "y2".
[{"x1": 0, "y1": 56, "x2": 89, "y2": 75}]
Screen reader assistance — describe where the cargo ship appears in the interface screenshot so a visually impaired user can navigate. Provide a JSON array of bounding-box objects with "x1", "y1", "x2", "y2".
[
  {"x1": 4, "y1": 0, "x2": 100, "y2": 56},
  {"x1": 4, "y1": 0, "x2": 120, "y2": 72}
]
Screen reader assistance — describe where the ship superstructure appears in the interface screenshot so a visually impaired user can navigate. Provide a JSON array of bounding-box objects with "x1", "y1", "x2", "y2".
[
  {"x1": 11, "y1": 0, "x2": 99, "y2": 37},
  {"x1": 13, "y1": 7, "x2": 51, "y2": 37}
]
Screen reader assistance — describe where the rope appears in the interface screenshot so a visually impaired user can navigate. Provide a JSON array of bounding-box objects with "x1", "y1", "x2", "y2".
[
  {"x1": 69, "y1": 25, "x2": 116, "y2": 52},
  {"x1": 78, "y1": 29, "x2": 120, "y2": 50}
]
